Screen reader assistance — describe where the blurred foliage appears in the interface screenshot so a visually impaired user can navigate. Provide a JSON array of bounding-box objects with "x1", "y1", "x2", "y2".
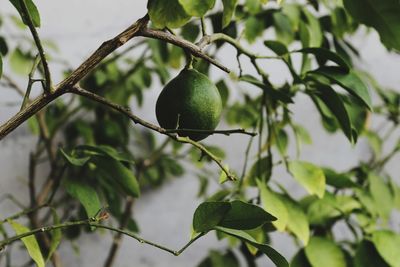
[{"x1": 0, "y1": 0, "x2": 400, "y2": 266}]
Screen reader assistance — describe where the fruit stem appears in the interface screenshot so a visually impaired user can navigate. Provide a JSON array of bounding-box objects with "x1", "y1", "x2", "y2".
[{"x1": 184, "y1": 50, "x2": 194, "y2": 69}]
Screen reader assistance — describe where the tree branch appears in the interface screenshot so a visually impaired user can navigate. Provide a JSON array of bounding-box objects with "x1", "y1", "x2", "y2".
[
  {"x1": 69, "y1": 85, "x2": 237, "y2": 181},
  {"x1": 0, "y1": 13, "x2": 234, "y2": 140},
  {"x1": 0, "y1": 218, "x2": 205, "y2": 257},
  {"x1": 137, "y1": 28, "x2": 230, "y2": 73},
  {"x1": 165, "y1": 128, "x2": 257, "y2": 137},
  {"x1": 18, "y1": 0, "x2": 52, "y2": 93}
]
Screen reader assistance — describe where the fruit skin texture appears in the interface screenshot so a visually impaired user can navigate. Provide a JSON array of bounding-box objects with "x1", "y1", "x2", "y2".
[{"x1": 156, "y1": 68, "x2": 222, "y2": 141}]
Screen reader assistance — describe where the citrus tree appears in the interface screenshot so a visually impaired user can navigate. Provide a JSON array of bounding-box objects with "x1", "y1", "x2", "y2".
[{"x1": 0, "y1": 0, "x2": 400, "y2": 267}]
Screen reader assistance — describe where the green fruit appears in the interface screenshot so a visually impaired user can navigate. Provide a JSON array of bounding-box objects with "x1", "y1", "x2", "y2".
[{"x1": 156, "y1": 68, "x2": 222, "y2": 141}]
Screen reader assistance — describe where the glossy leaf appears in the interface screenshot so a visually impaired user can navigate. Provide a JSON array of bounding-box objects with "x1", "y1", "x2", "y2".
[
  {"x1": 77, "y1": 145, "x2": 134, "y2": 164},
  {"x1": 323, "y1": 168, "x2": 357, "y2": 188},
  {"x1": 289, "y1": 161, "x2": 326, "y2": 198},
  {"x1": 0, "y1": 36, "x2": 8, "y2": 56},
  {"x1": 147, "y1": 0, "x2": 190, "y2": 29},
  {"x1": 0, "y1": 55, "x2": 2, "y2": 79},
  {"x1": 279, "y1": 196, "x2": 310, "y2": 245},
  {"x1": 301, "y1": 9, "x2": 322, "y2": 47},
  {"x1": 9, "y1": 0, "x2": 41, "y2": 27},
  {"x1": 198, "y1": 250, "x2": 240, "y2": 267},
  {"x1": 273, "y1": 12, "x2": 294, "y2": 45},
  {"x1": 8, "y1": 220, "x2": 45, "y2": 267},
  {"x1": 310, "y1": 67, "x2": 372, "y2": 109},
  {"x1": 244, "y1": 16, "x2": 265, "y2": 43},
  {"x1": 305, "y1": 237, "x2": 346, "y2": 267},
  {"x1": 343, "y1": 0, "x2": 400, "y2": 51},
  {"x1": 93, "y1": 156, "x2": 140, "y2": 197},
  {"x1": 314, "y1": 85, "x2": 353, "y2": 142},
  {"x1": 295, "y1": 47, "x2": 350, "y2": 71},
  {"x1": 369, "y1": 174, "x2": 393, "y2": 220},
  {"x1": 215, "y1": 227, "x2": 289, "y2": 267},
  {"x1": 291, "y1": 249, "x2": 312, "y2": 267},
  {"x1": 264, "y1": 40, "x2": 289, "y2": 56},
  {"x1": 372, "y1": 230, "x2": 400, "y2": 267},
  {"x1": 193, "y1": 201, "x2": 231, "y2": 232},
  {"x1": 222, "y1": 0, "x2": 238, "y2": 28},
  {"x1": 219, "y1": 200, "x2": 276, "y2": 230},
  {"x1": 239, "y1": 75, "x2": 293, "y2": 103},
  {"x1": 257, "y1": 180, "x2": 289, "y2": 231},
  {"x1": 64, "y1": 179, "x2": 102, "y2": 218},
  {"x1": 246, "y1": 156, "x2": 272, "y2": 185},
  {"x1": 60, "y1": 148, "x2": 90, "y2": 166},
  {"x1": 178, "y1": 0, "x2": 215, "y2": 17},
  {"x1": 354, "y1": 240, "x2": 390, "y2": 267}
]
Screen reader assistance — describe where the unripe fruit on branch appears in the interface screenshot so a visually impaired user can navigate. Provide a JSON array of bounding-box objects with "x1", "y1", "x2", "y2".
[{"x1": 156, "y1": 68, "x2": 222, "y2": 141}]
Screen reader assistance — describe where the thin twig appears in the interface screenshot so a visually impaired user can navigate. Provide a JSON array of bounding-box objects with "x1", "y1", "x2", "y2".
[
  {"x1": 200, "y1": 17, "x2": 207, "y2": 37},
  {"x1": 69, "y1": 86, "x2": 237, "y2": 181},
  {"x1": 138, "y1": 28, "x2": 230, "y2": 73},
  {"x1": 0, "y1": 14, "x2": 233, "y2": 140},
  {"x1": 0, "y1": 219, "x2": 205, "y2": 257},
  {"x1": 21, "y1": 55, "x2": 41, "y2": 110},
  {"x1": 18, "y1": 0, "x2": 52, "y2": 93},
  {"x1": 197, "y1": 33, "x2": 279, "y2": 60},
  {"x1": 165, "y1": 128, "x2": 257, "y2": 136}
]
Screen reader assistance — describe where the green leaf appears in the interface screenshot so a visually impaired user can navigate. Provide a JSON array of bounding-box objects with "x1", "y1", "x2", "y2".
[
  {"x1": 310, "y1": 67, "x2": 372, "y2": 110},
  {"x1": 60, "y1": 148, "x2": 90, "y2": 167},
  {"x1": 193, "y1": 201, "x2": 231, "y2": 232},
  {"x1": 93, "y1": 156, "x2": 140, "y2": 198},
  {"x1": 301, "y1": 9, "x2": 322, "y2": 47},
  {"x1": 239, "y1": 75, "x2": 293, "y2": 103},
  {"x1": 289, "y1": 161, "x2": 326, "y2": 198},
  {"x1": 9, "y1": 0, "x2": 41, "y2": 27},
  {"x1": 9, "y1": 47, "x2": 31, "y2": 75},
  {"x1": 372, "y1": 230, "x2": 400, "y2": 267},
  {"x1": 222, "y1": 0, "x2": 238, "y2": 28},
  {"x1": 273, "y1": 12, "x2": 294, "y2": 45},
  {"x1": 178, "y1": 0, "x2": 215, "y2": 17},
  {"x1": 216, "y1": 80, "x2": 229, "y2": 107},
  {"x1": 313, "y1": 85, "x2": 353, "y2": 142},
  {"x1": 279, "y1": 196, "x2": 310, "y2": 245},
  {"x1": 323, "y1": 168, "x2": 357, "y2": 188},
  {"x1": 46, "y1": 209, "x2": 62, "y2": 262},
  {"x1": 244, "y1": 16, "x2": 265, "y2": 43},
  {"x1": 369, "y1": 174, "x2": 393, "y2": 220},
  {"x1": 305, "y1": 237, "x2": 346, "y2": 267},
  {"x1": 219, "y1": 200, "x2": 276, "y2": 230},
  {"x1": 304, "y1": 195, "x2": 338, "y2": 226},
  {"x1": 257, "y1": 180, "x2": 288, "y2": 231},
  {"x1": 264, "y1": 40, "x2": 289, "y2": 56},
  {"x1": 181, "y1": 22, "x2": 200, "y2": 42},
  {"x1": 391, "y1": 181, "x2": 400, "y2": 210},
  {"x1": 147, "y1": 0, "x2": 190, "y2": 29},
  {"x1": 8, "y1": 220, "x2": 45, "y2": 267},
  {"x1": 215, "y1": 227, "x2": 289, "y2": 267},
  {"x1": 198, "y1": 250, "x2": 240, "y2": 267},
  {"x1": 295, "y1": 48, "x2": 350, "y2": 71},
  {"x1": 64, "y1": 179, "x2": 102, "y2": 219},
  {"x1": 343, "y1": 0, "x2": 400, "y2": 51},
  {"x1": 77, "y1": 145, "x2": 134, "y2": 164},
  {"x1": 245, "y1": 156, "x2": 272, "y2": 185},
  {"x1": 0, "y1": 55, "x2": 2, "y2": 79},
  {"x1": 0, "y1": 36, "x2": 6, "y2": 56},
  {"x1": 354, "y1": 240, "x2": 390, "y2": 267},
  {"x1": 291, "y1": 249, "x2": 312, "y2": 267}
]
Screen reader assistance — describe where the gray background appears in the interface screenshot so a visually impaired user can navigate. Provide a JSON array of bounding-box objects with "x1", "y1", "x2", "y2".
[{"x1": 1, "y1": 1, "x2": 399, "y2": 266}]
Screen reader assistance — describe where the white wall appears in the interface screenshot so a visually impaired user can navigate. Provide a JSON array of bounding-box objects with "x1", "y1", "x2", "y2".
[{"x1": 0, "y1": 1, "x2": 399, "y2": 266}]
